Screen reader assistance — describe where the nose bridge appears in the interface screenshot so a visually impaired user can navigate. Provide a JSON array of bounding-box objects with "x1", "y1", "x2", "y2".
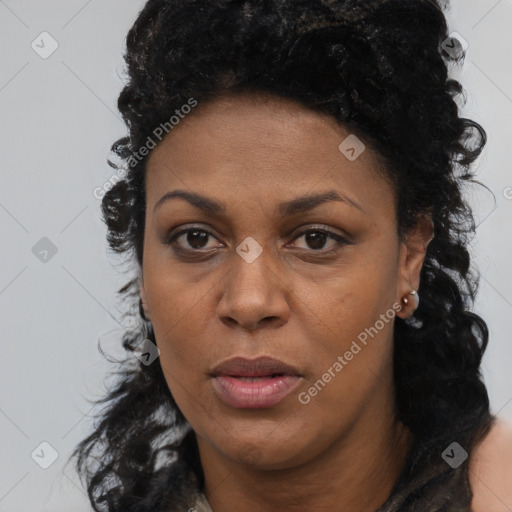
[
  {"x1": 217, "y1": 239, "x2": 289, "y2": 329},
  {"x1": 227, "y1": 240, "x2": 275, "y2": 301}
]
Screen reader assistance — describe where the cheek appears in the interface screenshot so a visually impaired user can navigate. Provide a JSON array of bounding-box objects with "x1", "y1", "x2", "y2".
[
  {"x1": 294, "y1": 256, "x2": 397, "y2": 348},
  {"x1": 149, "y1": 298, "x2": 214, "y2": 425},
  {"x1": 143, "y1": 245, "x2": 214, "y2": 342},
  {"x1": 293, "y1": 279, "x2": 398, "y2": 428},
  {"x1": 142, "y1": 275, "x2": 217, "y2": 405},
  {"x1": 150, "y1": 295, "x2": 213, "y2": 377},
  {"x1": 291, "y1": 256, "x2": 398, "y2": 407},
  {"x1": 298, "y1": 298, "x2": 396, "y2": 406}
]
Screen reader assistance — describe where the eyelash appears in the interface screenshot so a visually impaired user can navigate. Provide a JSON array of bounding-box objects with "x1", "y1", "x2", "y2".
[{"x1": 164, "y1": 224, "x2": 352, "y2": 256}]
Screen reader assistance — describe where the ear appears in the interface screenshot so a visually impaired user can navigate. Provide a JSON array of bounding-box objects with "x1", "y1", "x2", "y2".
[
  {"x1": 138, "y1": 273, "x2": 150, "y2": 321},
  {"x1": 395, "y1": 213, "x2": 434, "y2": 319}
]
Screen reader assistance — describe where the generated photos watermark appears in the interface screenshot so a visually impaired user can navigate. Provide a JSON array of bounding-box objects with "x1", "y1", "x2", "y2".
[
  {"x1": 298, "y1": 300, "x2": 403, "y2": 405},
  {"x1": 93, "y1": 97, "x2": 198, "y2": 199}
]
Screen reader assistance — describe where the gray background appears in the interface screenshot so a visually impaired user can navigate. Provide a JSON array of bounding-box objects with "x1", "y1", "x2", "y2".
[{"x1": 1, "y1": 1, "x2": 511, "y2": 510}]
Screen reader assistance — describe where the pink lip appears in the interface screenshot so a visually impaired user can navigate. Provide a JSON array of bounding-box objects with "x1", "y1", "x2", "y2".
[
  {"x1": 211, "y1": 375, "x2": 302, "y2": 408},
  {"x1": 210, "y1": 356, "x2": 303, "y2": 409},
  {"x1": 211, "y1": 355, "x2": 302, "y2": 378}
]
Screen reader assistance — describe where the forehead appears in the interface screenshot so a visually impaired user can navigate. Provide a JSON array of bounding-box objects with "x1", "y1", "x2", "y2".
[{"x1": 145, "y1": 91, "x2": 394, "y2": 217}]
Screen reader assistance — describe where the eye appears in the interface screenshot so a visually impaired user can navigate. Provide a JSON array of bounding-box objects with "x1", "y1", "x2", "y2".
[
  {"x1": 165, "y1": 226, "x2": 223, "y2": 251},
  {"x1": 287, "y1": 225, "x2": 351, "y2": 252},
  {"x1": 164, "y1": 224, "x2": 352, "y2": 256}
]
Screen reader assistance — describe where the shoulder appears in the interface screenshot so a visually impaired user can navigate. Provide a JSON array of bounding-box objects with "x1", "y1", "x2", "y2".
[{"x1": 469, "y1": 416, "x2": 512, "y2": 512}]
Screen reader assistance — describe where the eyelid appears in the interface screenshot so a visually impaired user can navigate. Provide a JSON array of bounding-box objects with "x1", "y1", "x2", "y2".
[
  {"x1": 165, "y1": 222, "x2": 353, "y2": 255},
  {"x1": 287, "y1": 223, "x2": 351, "y2": 241},
  {"x1": 165, "y1": 223, "x2": 349, "y2": 241},
  {"x1": 164, "y1": 224, "x2": 224, "y2": 245}
]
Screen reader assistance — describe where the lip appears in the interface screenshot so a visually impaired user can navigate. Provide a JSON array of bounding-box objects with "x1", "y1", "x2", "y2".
[
  {"x1": 210, "y1": 356, "x2": 303, "y2": 409},
  {"x1": 211, "y1": 356, "x2": 302, "y2": 378}
]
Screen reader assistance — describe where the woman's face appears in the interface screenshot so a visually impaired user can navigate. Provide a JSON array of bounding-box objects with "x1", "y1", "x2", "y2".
[{"x1": 141, "y1": 91, "x2": 432, "y2": 470}]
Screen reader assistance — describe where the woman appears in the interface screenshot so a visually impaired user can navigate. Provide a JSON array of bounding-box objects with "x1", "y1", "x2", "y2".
[{"x1": 71, "y1": 0, "x2": 512, "y2": 510}]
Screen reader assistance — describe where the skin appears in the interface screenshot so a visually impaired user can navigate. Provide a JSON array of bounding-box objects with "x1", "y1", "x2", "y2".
[
  {"x1": 469, "y1": 418, "x2": 512, "y2": 511},
  {"x1": 140, "y1": 90, "x2": 435, "y2": 512}
]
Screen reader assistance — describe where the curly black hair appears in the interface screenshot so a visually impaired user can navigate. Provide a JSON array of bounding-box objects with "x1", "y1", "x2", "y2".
[{"x1": 69, "y1": 0, "x2": 495, "y2": 510}]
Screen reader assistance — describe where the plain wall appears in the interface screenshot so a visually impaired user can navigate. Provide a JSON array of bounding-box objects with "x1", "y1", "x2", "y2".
[{"x1": 1, "y1": 1, "x2": 511, "y2": 510}]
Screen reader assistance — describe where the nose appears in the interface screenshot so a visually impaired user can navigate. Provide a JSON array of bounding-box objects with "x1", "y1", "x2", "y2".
[{"x1": 216, "y1": 247, "x2": 290, "y2": 332}]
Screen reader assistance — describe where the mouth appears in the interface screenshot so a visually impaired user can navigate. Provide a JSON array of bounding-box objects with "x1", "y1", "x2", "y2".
[
  {"x1": 210, "y1": 356, "x2": 303, "y2": 409},
  {"x1": 229, "y1": 374, "x2": 286, "y2": 381},
  {"x1": 210, "y1": 356, "x2": 302, "y2": 378}
]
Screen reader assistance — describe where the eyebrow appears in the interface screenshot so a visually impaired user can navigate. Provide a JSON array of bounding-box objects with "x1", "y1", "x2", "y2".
[
  {"x1": 279, "y1": 190, "x2": 364, "y2": 216},
  {"x1": 153, "y1": 189, "x2": 364, "y2": 216},
  {"x1": 154, "y1": 190, "x2": 226, "y2": 215}
]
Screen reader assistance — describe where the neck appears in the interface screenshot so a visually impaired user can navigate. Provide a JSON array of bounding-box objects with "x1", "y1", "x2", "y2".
[{"x1": 197, "y1": 400, "x2": 414, "y2": 512}]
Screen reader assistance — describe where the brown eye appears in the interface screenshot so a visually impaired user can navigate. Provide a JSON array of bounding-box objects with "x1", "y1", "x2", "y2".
[
  {"x1": 302, "y1": 231, "x2": 330, "y2": 250},
  {"x1": 166, "y1": 227, "x2": 223, "y2": 251},
  {"x1": 183, "y1": 229, "x2": 210, "y2": 249},
  {"x1": 289, "y1": 226, "x2": 351, "y2": 252}
]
